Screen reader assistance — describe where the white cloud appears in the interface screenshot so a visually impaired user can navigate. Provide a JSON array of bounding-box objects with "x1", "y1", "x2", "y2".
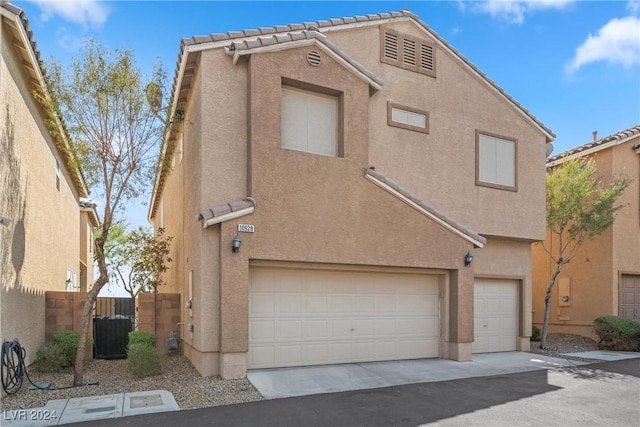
[
  {"x1": 469, "y1": 0, "x2": 575, "y2": 24},
  {"x1": 628, "y1": 1, "x2": 640, "y2": 15},
  {"x1": 30, "y1": 0, "x2": 109, "y2": 28},
  {"x1": 566, "y1": 15, "x2": 640, "y2": 73}
]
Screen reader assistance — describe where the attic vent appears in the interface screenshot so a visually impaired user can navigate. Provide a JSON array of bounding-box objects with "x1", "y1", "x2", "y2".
[
  {"x1": 307, "y1": 50, "x2": 322, "y2": 66},
  {"x1": 380, "y1": 27, "x2": 436, "y2": 78},
  {"x1": 402, "y1": 38, "x2": 416, "y2": 67},
  {"x1": 383, "y1": 32, "x2": 398, "y2": 61}
]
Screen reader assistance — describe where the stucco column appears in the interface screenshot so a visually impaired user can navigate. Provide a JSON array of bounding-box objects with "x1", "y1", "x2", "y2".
[
  {"x1": 219, "y1": 221, "x2": 250, "y2": 378},
  {"x1": 447, "y1": 268, "x2": 474, "y2": 361}
]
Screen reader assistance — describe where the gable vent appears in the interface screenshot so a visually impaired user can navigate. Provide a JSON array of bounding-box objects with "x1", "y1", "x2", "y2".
[
  {"x1": 307, "y1": 50, "x2": 322, "y2": 66},
  {"x1": 381, "y1": 27, "x2": 436, "y2": 78},
  {"x1": 402, "y1": 38, "x2": 417, "y2": 67},
  {"x1": 421, "y1": 44, "x2": 434, "y2": 73},
  {"x1": 383, "y1": 32, "x2": 399, "y2": 62}
]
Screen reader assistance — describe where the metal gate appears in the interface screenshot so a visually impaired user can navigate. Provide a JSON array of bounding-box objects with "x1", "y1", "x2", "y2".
[{"x1": 93, "y1": 297, "x2": 135, "y2": 359}]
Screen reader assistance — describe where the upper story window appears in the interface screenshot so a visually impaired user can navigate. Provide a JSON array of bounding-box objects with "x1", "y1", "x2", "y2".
[
  {"x1": 476, "y1": 130, "x2": 517, "y2": 191},
  {"x1": 281, "y1": 85, "x2": 339, "y2": 157},
  {"x1": 387, "y1": 102, "x2": 429, "y2": 134},
  {"x1": 380, "y1": 27, "x2": 436, "y2": 77}
]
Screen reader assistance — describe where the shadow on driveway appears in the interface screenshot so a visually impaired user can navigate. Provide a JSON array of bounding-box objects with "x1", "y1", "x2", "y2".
[
  {"x1": 71, "y1": 369, "x2": 559, "y2": 427},
  {"x1": 69, "y1": 358, "x2": 639, "y2": 427}
]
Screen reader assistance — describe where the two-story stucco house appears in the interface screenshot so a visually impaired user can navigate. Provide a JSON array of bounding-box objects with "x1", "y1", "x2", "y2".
[
  {"x1": 532, "y1": 126, "x2": 640, "y2": 338},
  {"x1": 0, "y1": 1, "x2": 97, "y2": 366},
  {"x1": 149, "y1": 10, "x2": 555, "y2": 379}
]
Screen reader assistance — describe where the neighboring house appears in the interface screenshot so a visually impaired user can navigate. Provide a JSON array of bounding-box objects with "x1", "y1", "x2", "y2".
[
  {"x1": 0, "y1": 1, "x2": 97, "y2": 366},
  {"x1": 532, "y1": 126, "x2": 640, "y2": 338},
  {"x1": 149, "y1": 10, "x2": 555, "y2": 379}
]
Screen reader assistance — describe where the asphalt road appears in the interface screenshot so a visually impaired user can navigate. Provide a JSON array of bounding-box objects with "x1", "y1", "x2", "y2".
[{"x1": 69, "y1": 358, "x2": 640, "y2": 427}]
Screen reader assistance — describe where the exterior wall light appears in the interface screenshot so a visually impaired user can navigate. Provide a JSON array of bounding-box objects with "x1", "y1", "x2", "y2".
[
  {"x1": 232, "y1": 234, "x2": 242, "y2": 253},
  {"x1": 464, "y1": 251, "x2": 473, "y2": 267}
]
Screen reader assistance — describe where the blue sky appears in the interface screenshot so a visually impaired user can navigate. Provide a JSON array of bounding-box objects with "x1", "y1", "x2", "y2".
[{"x1": 15, "y1": 0, "x2": 640, "y2": 226}]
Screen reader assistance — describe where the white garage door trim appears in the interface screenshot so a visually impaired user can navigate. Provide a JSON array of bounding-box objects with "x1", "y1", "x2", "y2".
[
  {"x1": 249, "y1": 267, "x2": 441, "y2": 369},
  {"x1": 473, "y1": 278, "x2": 518, "y2": 353}
]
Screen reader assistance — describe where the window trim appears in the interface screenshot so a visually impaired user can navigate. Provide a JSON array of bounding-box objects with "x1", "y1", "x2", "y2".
[
  {"x1": 387, "y1": 102, "x2": 429, "y2": 134},
  {"x1": 280, "y1": 79, "x2": 344, "y2": 158},
  {"x1": 475, "y1": 130, "x2": 518, "y2": 192}
]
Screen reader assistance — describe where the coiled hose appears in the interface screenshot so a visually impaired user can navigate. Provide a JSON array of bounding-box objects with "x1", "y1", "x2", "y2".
[
  {"x1": 1, "y1": 339, "x2": 46, "y2": 394},
  {"x1": 1, "y1": 339, "x2": 98, "y2": 395}
]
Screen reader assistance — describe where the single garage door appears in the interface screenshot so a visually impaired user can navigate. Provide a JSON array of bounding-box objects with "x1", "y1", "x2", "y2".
[
  {"x1": 248, "y1": 267, "x2": 440, "y2": 369},
  {"x1": 620, "y1": 274, "x2": 640, "y2": 321},
  {"x1": 473, "y1": 279, "x2": 518, "y2": 353}
]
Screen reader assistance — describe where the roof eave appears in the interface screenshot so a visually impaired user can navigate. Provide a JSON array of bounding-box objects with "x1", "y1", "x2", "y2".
[{"x1": 227, "y1": 38, "x2": 383, "y2": 91}]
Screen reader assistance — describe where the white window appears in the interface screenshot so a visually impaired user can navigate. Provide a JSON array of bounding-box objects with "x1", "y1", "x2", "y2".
[
  {"x1": 281, "y1": 86, "x2": 338, "y2": 157},
  {"x1": 388, "y1": 102, "x2": 429, "y2": 133},
  {"x1": 476, "y1": 131, "x2": 517, "y2": 190}
]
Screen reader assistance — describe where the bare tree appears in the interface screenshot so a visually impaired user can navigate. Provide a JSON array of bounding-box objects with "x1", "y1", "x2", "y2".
[{"x1": 36, "y1": 40, "x2": 168, "y2": 385}]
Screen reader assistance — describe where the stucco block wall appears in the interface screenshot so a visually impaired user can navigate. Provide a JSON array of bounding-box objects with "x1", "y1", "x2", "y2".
[
  {"x1": 44, "y1": 292, "x2": 91, "y2": 343},
  {"x1": 1, "y1": 19, "x2": 81, "y2": 366},
  {"x1": 136, "y1": 293, "x2": 181, "y2": 354}
]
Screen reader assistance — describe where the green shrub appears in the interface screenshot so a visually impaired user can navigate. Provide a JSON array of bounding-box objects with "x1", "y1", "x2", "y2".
[
  {"x1": 34, "y1": 344, "x2": 67, "y2": 373},
  {"x1": 531, "y1": 325, "x2": 541, "y2": 342},
  {"x1": 128, "y1": 331, "x2": 156, "y2": 348},
  {"x1": 593, "y1": 316, "x2": 640, "y2": 351},
  {"x1": 127, "y1": 343, "x2": 162, "y2": 377},
  {"x1": 51, "y1": 330, "x2": 93, "y2": 367}
]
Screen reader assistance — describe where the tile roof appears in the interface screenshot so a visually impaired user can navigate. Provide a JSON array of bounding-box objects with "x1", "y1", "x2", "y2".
[
  {"x1": 226, "y1": 30, "x2": 383, "y2": 88},
  {"x1": 365, "y1": 168, "x2": 487, "y2": 248},
  {"x1": 1, "y1": 0, "x2": 90, "y2": 199},
  {"x1": 177, "y1": 9, "x2": 554, "y2": 140},
  {"x1": 548, "y1": 125, "x2": 640, "y2": 163},
  {"x1": 201, "y1": 197, "x2": 256, "y2": 228},
  {"x1": 182, "y1": 11, "x2": 408, "y2": 46}
]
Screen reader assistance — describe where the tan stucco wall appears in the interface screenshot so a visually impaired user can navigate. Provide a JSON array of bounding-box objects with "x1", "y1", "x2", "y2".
[
  {"x1": 532, "y1": 138, "x2": 640, "y2": 338},
  {"x1": 1, "y1": 21, "x2": 81, "y2": 365},
  {"x1": 153, "y1": 19, "x2": 548, "y2": 377},
  {"x1": 327, "y1": 22, "x2": 548, "y2": 241}
]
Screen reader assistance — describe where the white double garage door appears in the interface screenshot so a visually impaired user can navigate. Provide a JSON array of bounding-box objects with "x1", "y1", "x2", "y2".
[{"x1": 248, "y1": 267, "x2": 517, "y2": 369}]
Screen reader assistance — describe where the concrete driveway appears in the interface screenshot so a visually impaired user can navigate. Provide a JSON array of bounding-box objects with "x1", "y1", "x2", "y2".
[
  {"x1": 247, "y1": 352, "x2": 588, "y2": 398},
  {"x1": 66, "y1": 355, "x2": 640, "y2": 427}
]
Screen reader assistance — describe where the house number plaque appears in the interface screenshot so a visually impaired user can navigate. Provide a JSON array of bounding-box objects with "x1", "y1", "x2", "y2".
[{"x1": 237, "y1": 224, "x2": 255, "y2": 233}]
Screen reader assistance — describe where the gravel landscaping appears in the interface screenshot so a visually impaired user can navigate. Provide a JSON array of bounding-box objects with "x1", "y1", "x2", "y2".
[
  {"x1": 0, "y1": 353, "x2": 262, "y2": 412},
  {"x1": 1, "y1": 333, "x2": 601, "y2": 413}
]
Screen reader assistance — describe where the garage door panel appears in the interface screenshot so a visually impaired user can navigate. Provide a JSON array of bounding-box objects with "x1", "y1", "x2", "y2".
[
  {"x1": 305, "y1": 296, "x2": 327, "y2": 313},
  {"x1": 249, "y1": 268, "x2": 441, "y2": 369},
  {"x1": 250, "y1": 320, "x2": 275, "y2": 340},
  {"x1": 251, "y1": 295, "x2": 275, "y2": 314},
  {"x1": 302, "y1": 320, "x2": 328, "y2": 338},
  {"x1": 278, "y1": 321, "x2": 302, "y2": 339},
  {"x1": 355, "y1": 296, "x2": 376, "y2": 312},
  {"x1": 330, "y1": 296, "x2": 353, "y2": 313},
  {"x1": 303, "y1": 344, "x2": 328, "y2": 363}
]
